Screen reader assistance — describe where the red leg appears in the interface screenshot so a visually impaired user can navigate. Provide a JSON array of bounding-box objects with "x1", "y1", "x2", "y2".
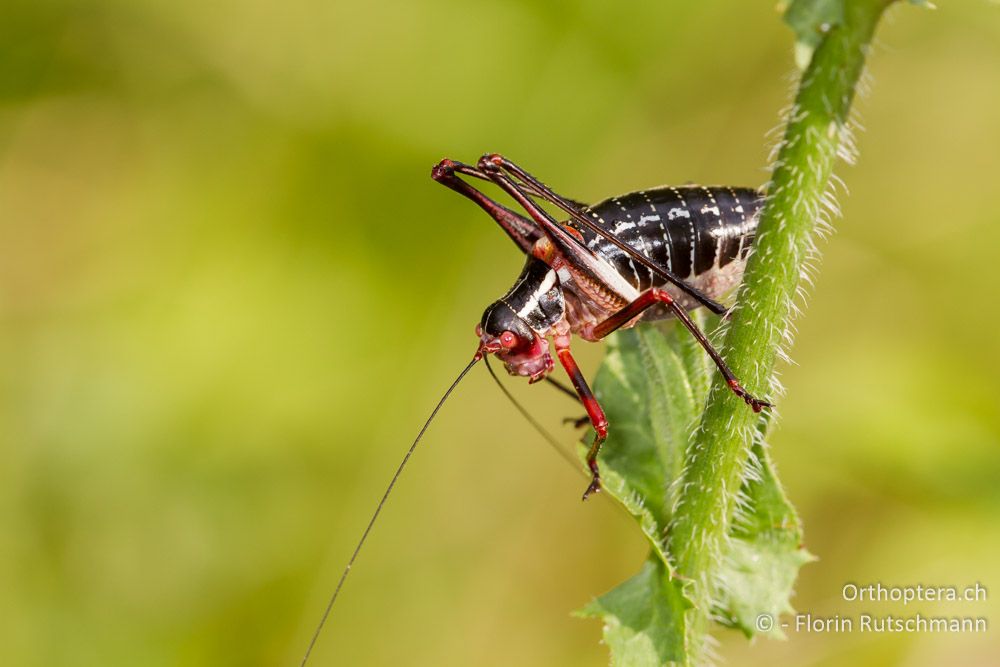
[
  {"x1": 593, "y1": 288, "x2": 772, "y2": 413},
  {"x1": 555, "y1": 343, "x2": 608, "y2": 500}
]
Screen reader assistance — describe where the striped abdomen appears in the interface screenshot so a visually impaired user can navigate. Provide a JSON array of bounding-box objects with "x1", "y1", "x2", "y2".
[{"x1": 571, "y1": 185, "x2": 763, "y2": 296}]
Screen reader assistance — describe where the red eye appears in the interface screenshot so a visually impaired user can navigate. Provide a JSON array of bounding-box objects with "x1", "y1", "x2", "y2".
[{"x1": 499, "y1": 331, "x2": 519, "y2": 349}]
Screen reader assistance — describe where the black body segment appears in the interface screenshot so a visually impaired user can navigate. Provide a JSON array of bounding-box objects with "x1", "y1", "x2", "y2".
[
  {"x1": 481, "y1": 257, "x2": 564, "y2": 337},
  {"x1": 573, "y1": 186, "x2": 763, "y2": 293},
  {"x1": 478, "y1": 156, "x2": 730, "y2": 315}
]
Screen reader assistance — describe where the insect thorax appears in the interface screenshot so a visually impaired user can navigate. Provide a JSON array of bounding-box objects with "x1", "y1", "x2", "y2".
[{"x1": 481, "y1": 257, "x2": 565, "y2": 339}]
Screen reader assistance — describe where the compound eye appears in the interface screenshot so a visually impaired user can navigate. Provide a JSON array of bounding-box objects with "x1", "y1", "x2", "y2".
[{"x1": 499, "y1": 330, "x2": 520, "y2": 349}]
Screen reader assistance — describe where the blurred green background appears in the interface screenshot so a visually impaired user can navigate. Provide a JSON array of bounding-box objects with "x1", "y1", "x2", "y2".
[{"x1": 1, "y1": 1, "x2": 998, "y2": 665}]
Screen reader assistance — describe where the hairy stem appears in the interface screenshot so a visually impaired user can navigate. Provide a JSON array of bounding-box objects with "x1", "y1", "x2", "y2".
[{"x1": 667, "y1": 0, "x2": 895, "y2": 660}]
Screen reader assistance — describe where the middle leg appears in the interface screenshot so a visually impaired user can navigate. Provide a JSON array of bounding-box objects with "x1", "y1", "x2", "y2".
[{"x1": 592, "y1": 288, "x2": 772, "y2": 412}]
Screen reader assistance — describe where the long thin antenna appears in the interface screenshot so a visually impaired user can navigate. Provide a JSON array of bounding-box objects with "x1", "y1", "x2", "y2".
[
  {"x1": 299, "y1": 354, "x2": 481, "y2": 667},
  {"x1": 484, "y1": 361, "x2": 643, "y2": 532},
  {"x1": 484, "y1": 359, "x2": 639, "y2": 533},
  {"x1": 483, "y1": 356, "x2": 583, "y2": 477}
]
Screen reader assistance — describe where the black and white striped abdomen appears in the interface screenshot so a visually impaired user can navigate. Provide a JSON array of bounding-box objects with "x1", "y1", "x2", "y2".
[{"x1": 572, "y1": 185, "x2": 763, "y2": 294}]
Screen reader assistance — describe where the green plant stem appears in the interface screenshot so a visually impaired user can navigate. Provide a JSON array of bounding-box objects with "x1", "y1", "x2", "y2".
[{"x1": 666, "y1": 0, "x2": 895, "y2": 660}]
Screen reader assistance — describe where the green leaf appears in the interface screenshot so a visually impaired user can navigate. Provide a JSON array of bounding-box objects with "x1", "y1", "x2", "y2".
[
  {"x1": 576, "y1": 558, "x2": 690, "y2": 667},
  {"x1": 578, "y1": 321, "x2": 811, "y2": 663},
  {"x1": 714, "y1": 438, "x2": 816, "y2": 638},
  {"x1": 781, "y1": 0, "x2": 844, "y2": 69},
  {"x1": 575, "y1": 321, "x2": 707, "y2": 666},
  {"x1": 585, "y1": 318, "x2": 711, "y2": 566}
]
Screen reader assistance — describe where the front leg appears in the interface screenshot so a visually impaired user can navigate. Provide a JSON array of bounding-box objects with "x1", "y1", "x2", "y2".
[{"x1": 554, "y1": 338, "x2": 608, "y2": 500}]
